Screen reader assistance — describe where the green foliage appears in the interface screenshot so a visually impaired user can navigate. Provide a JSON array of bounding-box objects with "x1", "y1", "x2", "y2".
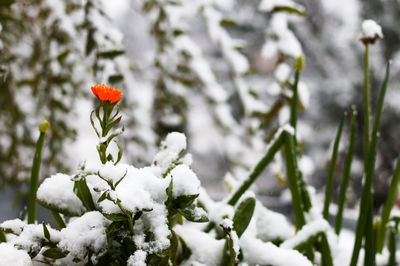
[{"x1": 232, "y1": 197, "x2": 255, "y2": 238}]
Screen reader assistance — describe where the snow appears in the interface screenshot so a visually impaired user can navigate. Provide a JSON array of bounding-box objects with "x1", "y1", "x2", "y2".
[
  {"x1": 116, "y1": 166, "x2": 169, "y2": 212},
  {"x1": 168, "y1": 164, "x2": 201, "y2": 197},
  {"x1": 98, "y1": 162, "x2": 127, "y2": 186},
  {"x1": 175, "y1": 225, "x2": 224, "y2": 266},
  {"x1": 281, "y1": 219, "x2": 330, "y2": 249},
  {"x1": 275, "y1": 63, "x2": 292, "y2": 82},
  {"x1": 127, "y1": 250, "x2": 147, "y2": 266},
  {"x1": 11, "y1": 223, "x2": 61, "y2": 252},
  {"x1": 37, "y1": 173, "x2": 86, "y2": 216},
  {"x1": 153, "y1": 132, "x2": 187, "y2": 171},
  {"x1": 0, "y1": 243, "x2": 32, "y2": 266},
  {"x1": 254, "y1": 202, "x2": 294, "y2": 241},
  {"x1": 58, "y1": 211, "x2": 110, "y2": 263},
  {"x1": 240, "y1": 233, "x2": 312, "y2": 266},
  {"x1": 0, "y1": 219, "x2": 27, "y2": 235},
  {"x1": 361, "y1": 19, "x2": 383, "y2": 39},
  {"x1": 220, "y1": 218, "x2": 233, "y2": 229}
]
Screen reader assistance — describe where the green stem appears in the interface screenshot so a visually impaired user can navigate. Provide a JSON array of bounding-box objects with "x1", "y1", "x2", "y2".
[
  {"x1": 363, "y1": 44, "x2": 371, "y2": 172},
  {"x1": 290, "y1": 71, "x2": 300, "y2": 131},
  {"x1": 377, "y1": 157, "x2": 400, "y2": 253},
  {"x1": 320, "y1": 233, "x2": 334, "y2": 266},
  {"x1": 387, "y1": 224, "x2": 398, "y2": 266},
  {"x1": 335, "y1": 108, "x2": 356, "y2": 235},
  {"x1": 28, "y1": 132, "x2": 46, "y2": 224},
  {"x1": 0, "y1": 230, "x2": 6, "y2": 242},
  {"x1": 227, "y1": 131, "x2": 285, "y2": 206},
  {"x1": 284, "y1": 132, "x2": 306, "y2": 230},
  {"x1": 350, "y1": 61, "x2": 390, "y2": 266},
  {"x1": 51, "y1": 211, "x2": 66, "y2": 228},
  {"x1": 323, "y1": 115, "x2": 345, "y2": 220}
]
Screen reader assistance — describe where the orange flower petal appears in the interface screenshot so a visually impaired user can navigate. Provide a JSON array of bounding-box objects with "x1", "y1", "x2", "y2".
[{"x1": 90, "y1": 84, "x2": 122, "y2": 104}]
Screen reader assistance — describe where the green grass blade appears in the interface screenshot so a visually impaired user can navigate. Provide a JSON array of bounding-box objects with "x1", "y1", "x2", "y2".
[
  {"x1": 284, "y1": 131, "x2": 306, "y2": 230},
  {"x1": 28, "y1": 120, "x2": 49, "y2": 224},
  {"x1": 290, "y1": 71, "x2": 300, "y2": 131},
  {"x1": 363, "y1": 44, "x2": 371, "y2": 171},
  {"x1": 377, "y1": 156, "x2": 400, "y2": 253},
  {"x1": 335, "y1": 108, "x2": 356, "y2": 235},
  {"x1": 323, "y1": 114, "x2": 345, "y2": 220},
  {"x1": 350, "y1": 61, "x2": 390, "y2": 266},
  {"x1": 227, "y1": 130, "x2": 285, "y2": 206}
]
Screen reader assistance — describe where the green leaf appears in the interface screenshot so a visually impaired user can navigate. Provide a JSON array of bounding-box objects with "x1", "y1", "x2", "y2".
[
  {"x1": 42, "y1": 248, "x2": 68, "y2": 259},
  {"x1": 179, "y1": 207, "x2": 209, "y2": 223},
  {"x1": 97, "y1": 191, "x2": 108, "y2": 203},
  {"x1": 102, "y1": 212, "x2": 128, "y2": 222},
  {"x1": 177, "y1": 235, "x2": 192, "y2": 264},
  {"x1": 74, "y1": 178, "x2": 96, "y2": 211},
  {"x1": 108, "y1": 74, "x2": 124, "y2": 84},
  {"x1": 220, "y1": 19, "x2": 237, "y2": 27},
  {"x1": 232, "y1": 197, "x2": 255, "y2": 238},
  {"x1": 272, "y1": 6, "x2": 306, "y2": 16},
  {"x1": 42, "y1": 223, "x2": 50, "y2": 240},
  {"x1": 173, "y1": 194, "x2": 199, "y2": 209},
  {"x1": 97, "y1": 50, "x2": 125, "y2": 59}
]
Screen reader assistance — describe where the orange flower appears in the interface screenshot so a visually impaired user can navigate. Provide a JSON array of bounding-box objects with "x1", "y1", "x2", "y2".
[{"x1": 91, "y1": 84, "x2": 122, "y2": 104}]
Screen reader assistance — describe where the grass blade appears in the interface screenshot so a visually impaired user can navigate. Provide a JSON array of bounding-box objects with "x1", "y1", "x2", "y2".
[
  {"x1": 323, "y1": 114, "x2": 345, "y2": 220},
  {"x1": 376, "y1": 156, "x2": 400, "y2": 253},
  {"x1": 284, "y1": 131, "x2": 306, "y2": 230},
  {"x1": 227, "y1": 129, "x2": 286, "y2": 206},
  {"x1": 350, "y1": 61, "x2": 390, "y2": 266},
  {"x1": 335, "y1": 107, "x2": 356, "y2": 235},
  {"x1": 28, "y1": 120, "x2": 49, "y2": 224}
]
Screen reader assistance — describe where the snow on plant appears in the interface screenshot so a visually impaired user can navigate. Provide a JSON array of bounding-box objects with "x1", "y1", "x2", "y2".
[{"x1": 1, "y1": 8, "x2": 400, "y2": 266}]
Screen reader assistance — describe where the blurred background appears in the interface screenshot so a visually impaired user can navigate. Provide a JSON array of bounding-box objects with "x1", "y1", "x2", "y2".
[{"x1": 1, "y1": 0, "x2": 400, "y2": 223}]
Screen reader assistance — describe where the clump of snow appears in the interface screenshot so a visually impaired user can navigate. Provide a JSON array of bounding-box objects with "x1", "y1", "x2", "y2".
[
  {"x1": 0, "y1": 219, "x2": 27, "y2": 235},
  {"x1": 175, "y1": 225, "x2": 224, "y2": 266},
  {"x1": 361, "y1": 19, "x2": 383, "y2": 39},
  {"x1": 0, "y1": 243, "x2": 32, "y2": 266},
  {"x1": 153, "y1": 132, "x2": 187, "y2": 171},
  {"x1": 98, "y1": 162, "x2": 127, "y2": 186},
  {"x1": 168, "y1": 164, "x2": 200, "y2": 197},
  {"x1": 281, "y1": 219, "x2": 330, "y2": 249},
  {"x1": 37, "y1": 173, "x2": 85, "y2": 216},
  {"x1": 220, "y1": 218, "x2": 233, "y2": 230},
  {"x1": 58, "y1": 211, "x2": 109, "y2": 263},
  {"x1": 240, "y1": 233, "x2": 312, "y2": 266},
  {"x1": 11, "y1": 223, "x2": 61, "y2": 252},
  {"x1": 127, "y1": 250, "x2": 147, "y2": 266},
  {"x1": 274, "y1": 63, "x2": 291, "y2": 82},
  {"x1": 116, "y1": 166, "x2": 169, "y2": 213},
  {"x1": 254, "y1": 202, "x2": 294, "y2": 241}
]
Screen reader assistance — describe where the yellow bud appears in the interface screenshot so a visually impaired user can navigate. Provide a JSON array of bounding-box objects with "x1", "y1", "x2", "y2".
[
  {"x1": 39, "y1": 119, "x2": 50, "y2": 133},
  {"x1": 294, "y1": 54, "x2": 305, "y2": 72}
]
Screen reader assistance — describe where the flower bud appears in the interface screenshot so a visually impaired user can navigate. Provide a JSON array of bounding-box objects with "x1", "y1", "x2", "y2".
[
  {"x1": 39, "y1": 119, "x2": 50, "y2": 133},
  {"x1": 294, "y1": 54, "x2": 305, "y2": 72}
]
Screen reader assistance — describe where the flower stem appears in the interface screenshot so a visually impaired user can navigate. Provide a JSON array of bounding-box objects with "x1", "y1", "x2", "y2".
[
  {"x1": 363, "y1": 44, "x2": 371, "y2": 171},
  {"x1": 350, "y1": 61, "x2": 390, "y2": 266},
  {"x1": 28, "y1": 126, "x2": 47, "y2": 224}
]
